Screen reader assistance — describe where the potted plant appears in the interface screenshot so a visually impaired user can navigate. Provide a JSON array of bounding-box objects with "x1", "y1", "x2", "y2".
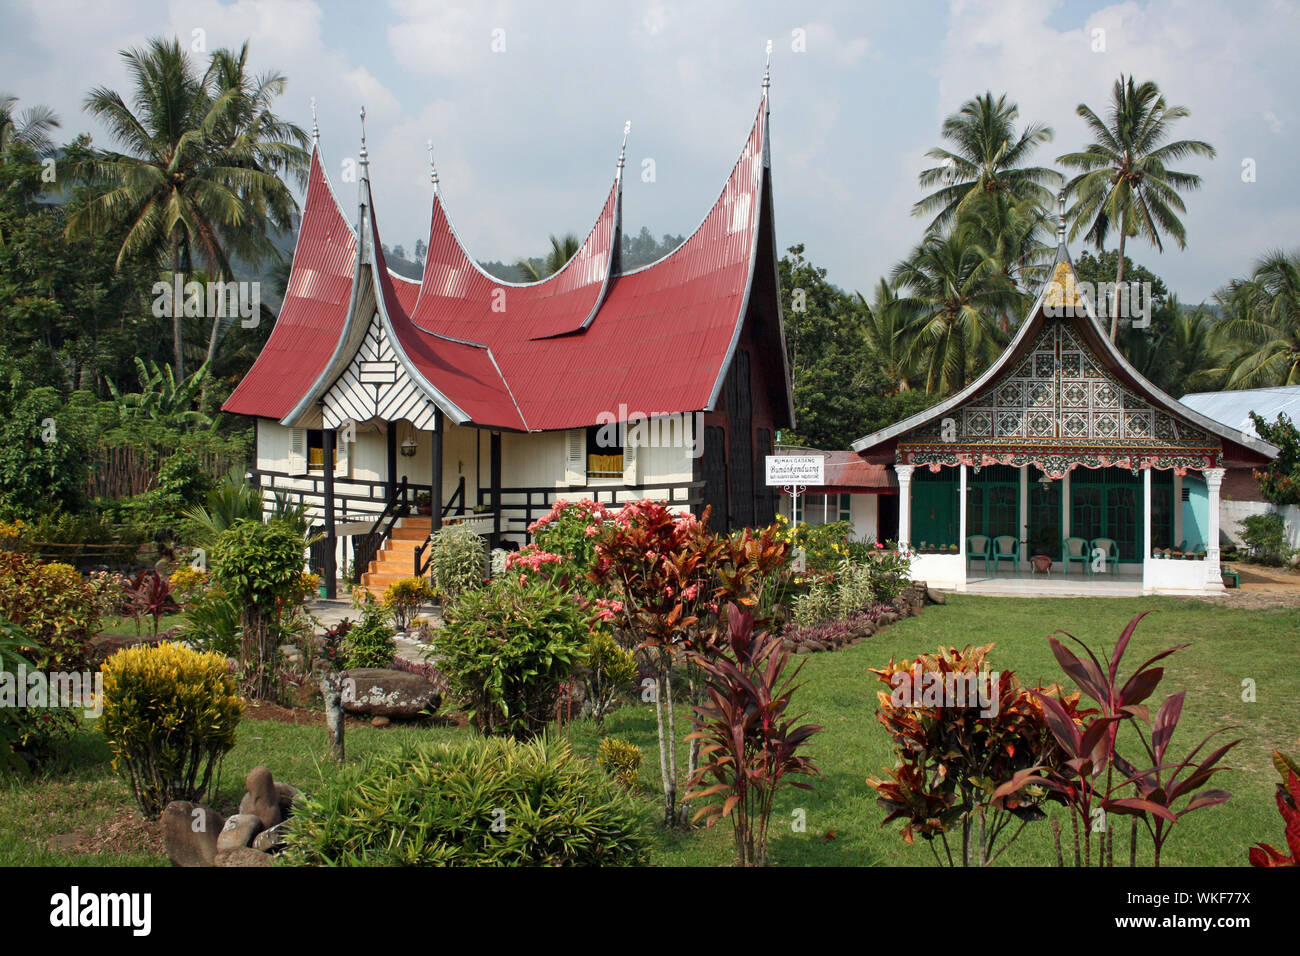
[
  {"x1": 414, "y1": 491, "x2": 432, "y2": 516},
  {"x1": 947, "y1": 543, "x2": 958, "y2": 555}
]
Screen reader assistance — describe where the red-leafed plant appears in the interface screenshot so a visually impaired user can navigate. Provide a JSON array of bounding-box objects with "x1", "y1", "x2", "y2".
[
  {"x1": 684, "y1": 603, "x2": 820, "y2": 866},
  {"x1": 1004, "y1": 612, "x2": 1238, "y2": 867},
  {"x1": 123, "y1": 571, "x2": 178, "y2": 637},
  {"x1": 1249, "y1": 747, "x2": 1300, "y2": 867},
  {"x1": 590, "y1": 501, "x2": 720, "y2": 827},
  {"x1": 1109, "y1": 691, "x2": 1238, "y2": 867},
  {"x1": 866, "y1": 643, "x2": 1083, "y2": 865}
]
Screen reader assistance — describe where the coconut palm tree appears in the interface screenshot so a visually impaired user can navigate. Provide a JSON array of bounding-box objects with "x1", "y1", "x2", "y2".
[
  {"x1": 890, "y1": 230, "x2": 1019, "y2": 395},
  {"x1": 957, "y1": 190, "x2": 1054, "y2": 326},
  {"x1": 1058, "y1": 75, "x2": 1215, "y2": 341},
  {"x1": 516, "y1": 233, "x2": 580, "y2": 280},
  {"x1": 914, "y1": 92, "x2": 1062, "y2": 233},
  {"x1": 199, "y1": 43, "x2": 308, "y2": 381},
  {"x1": 65, "y1": 37, "x2": 308, "y2": 379},
  {"x1": 0, "y1": 94, "x2": 60, "y2": 156},
  {"x1": 855, "y1": 279, "x2": 918, "y2": 393},
  {"x1": 1216, "y1": 250, "x2": 1300, "y2": 388}
]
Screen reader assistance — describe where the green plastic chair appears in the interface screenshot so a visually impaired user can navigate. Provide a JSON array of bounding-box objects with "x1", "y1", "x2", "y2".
[
  {"x1": 1062, "y1": 536, "x2": 1089, "y2": 575},
  {"x1": 967, "y1": 534, "x2": 991, "y2": 572},
  {"x1": 992, "y1": 535, "x2": 1019, "y2": 574},
  {"x1": 1090, "y1": 537, "x2": 1120, "y2": 576}
]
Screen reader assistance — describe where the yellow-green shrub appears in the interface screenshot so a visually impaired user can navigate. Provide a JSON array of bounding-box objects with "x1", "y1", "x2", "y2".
[
  {"x1": 382, "y1": 576, "x2": 433, "y2": 630},
  {"x1": 597, "y1": 736, "x2": 642, "y2": 791},
  {"x1": 101, "y1": 642, "x2": 244, "y2": 815}
]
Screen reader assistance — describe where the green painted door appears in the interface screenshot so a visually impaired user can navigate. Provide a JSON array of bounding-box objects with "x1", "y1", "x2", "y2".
[{"x1": 1069, "y1": 469, "x2": 1167, "y2": 563}]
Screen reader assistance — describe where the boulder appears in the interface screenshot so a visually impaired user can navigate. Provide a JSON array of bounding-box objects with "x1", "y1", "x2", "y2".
[
  {"x1": 216, "y1": 813, "x2": 263, "y2": 852},
  {"x1": 926, "y1": 587, "x2": 947, "y2": 606},
  {"x1": 252, "y1": 822, "x2": 288, "y2": 853},
  {"x1": 215, "y1": 846, "x2": 271, "y2": 867},
  {"x1": 340, "y1": 667, "x2": 442, "y2": 719},
  {"x1": 161, "y1": 800, "x2": 223, "y2": 867},
  {"x1": 371, "y1": 716, "x2": 391, "y2": 728},
  {"x1": 244, "y1": 766, "x2": 282, "y2": 829},
  {"x1": 274, "y1": 782, "x2": 300, "y2": 812}
]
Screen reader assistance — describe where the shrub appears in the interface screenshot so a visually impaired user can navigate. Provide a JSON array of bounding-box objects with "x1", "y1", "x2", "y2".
[
  {"x1": 597, "y1": 736, "x2": 642, "y2": 790},
  {"x1": 100, "y1": 642, "x2": 244, "y2": 816},
  {"x1": 0, "y1": 551, "x2": 99, "y2": 669},
  {"x1": 866, "y1": 643, "x2": 1067, "y2": 866},
  {"x1": 168, "y1": 564, "x2": 208, "y2": 604},
  {"x1": 580, "y1": 631, "x2": 637, "y2": 731},
  {"x1": 770, "y1": 514, "x2": 853, "y2": 572},
  {"x1": 341, "y1": 594, "x2": 396, "y2": 669},
  {"x1": 782, "y1": 603, "x2": 888, "y2": 651},
  {"x1": 429, "y1": 524, "x2": 487, "y2": 602},
  {"x1": 1239, "y1": 511, "x2": 1292, "y2": 565},
  {"x1": 0, "y1": 617, "x2": 79, "y2": 772},
  {"x1": 211, "y1": 517, "x2": 307, "y2": 699},
  {"x1": 382, "y1": 576, "x2": 433, "y2": 630},
  {"x1": 792, "y1": 575, "x2": 836, "y2": 627},
  {"x1": 686, "y1": 604, "x2": 821, "y2": 866},
  {"x1": 436, "y1": 574, "x2": 587, "y2": 738},
  {"x1": 280, "y1": 736, "x2": 649, "y2": 866},
  {"x1": 1249, "y1": 746, "x2": 1300, "y2": 866},
  {"x1": 178, "y1": 586, "x2": 241, "y2": 658}
]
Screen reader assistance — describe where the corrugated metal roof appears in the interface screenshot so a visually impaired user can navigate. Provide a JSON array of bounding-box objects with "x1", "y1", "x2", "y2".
[
  {"x1": 1180, "y1": 386, "x2": 1300, "y2": 437},
  {"x1": 223, "y1": 149, "x2": 356, "y2": 420},
  {"x1": 224, "y1": 95, "x2": 782, "y2": 434}
]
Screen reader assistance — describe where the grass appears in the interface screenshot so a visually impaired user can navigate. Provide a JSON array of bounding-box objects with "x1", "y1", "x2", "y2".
[{"x1": 3, "y1": 595, "x2": 1296, "y2": 866}]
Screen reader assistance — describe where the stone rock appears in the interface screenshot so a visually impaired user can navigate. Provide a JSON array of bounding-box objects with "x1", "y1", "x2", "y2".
[
  {"x1": 162, "y1": 801, "x2": 223, "y2": 867},
  {"x1": 252, "y1": 822, "x2": 287, "y2": 853},
  {"x1": 215, "y1": 846, "x2": 271, "y2": 867},
  {"x1": 245, "y1": 765, "x2": 282, "y2": 829},
  {"x1": 274, "y1": 782, "x2": 300, "y2": 812},
  {"x1": 280, "y1": 644, "x2": 303, "y2": 664},
  {"x1": 340, "y1": 667, "x2": 442, "y2": 719},
  {"x1": 88, "y1": 631, "x2": 166, "y2": 664},
  {"x1": 926, "y1": 587, "x2": 947, "y2": 605},
  {"x1": 371, "y1": 716, "x2": 391, "y2": 728},
  {"x1": 216, "y1": 813, "x2": 263, "y2": 852}
]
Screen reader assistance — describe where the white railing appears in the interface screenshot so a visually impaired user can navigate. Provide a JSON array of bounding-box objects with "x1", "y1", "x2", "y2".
[{"x1": 443, "y1": 512, "x2": 495, "y2": 536}]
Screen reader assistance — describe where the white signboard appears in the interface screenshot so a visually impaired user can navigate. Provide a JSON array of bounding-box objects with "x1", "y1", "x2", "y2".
[{"x1": 765, "y1": 455, "x2": 824, "y2": 486}]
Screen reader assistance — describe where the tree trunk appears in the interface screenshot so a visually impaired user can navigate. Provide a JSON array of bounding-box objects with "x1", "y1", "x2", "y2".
[
  {"x1": 320, "y1": 673, "x2": 345, "y2": 763},
  {"x1": 652, "y1": 666, "x2": 674, "y2": 827},
  {"x1": 1110, "y1": 221, "x2": 1128, "y2": 342},
  {"x1": 171, "y1": 237, "x2": 186, "y2": 380}
]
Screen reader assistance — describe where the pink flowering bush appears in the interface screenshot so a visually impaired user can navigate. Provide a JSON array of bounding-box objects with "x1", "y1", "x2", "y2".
[{"x1": 510, "y1": 498, "x2": 612, "y2": 603}]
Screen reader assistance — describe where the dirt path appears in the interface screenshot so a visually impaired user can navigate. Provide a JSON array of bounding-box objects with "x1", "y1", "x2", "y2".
[{"x1": 1195, "y1": 563, "x2": 1300, "y2": 609}]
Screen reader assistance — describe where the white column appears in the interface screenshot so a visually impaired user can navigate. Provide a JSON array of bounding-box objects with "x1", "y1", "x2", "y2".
[
  {"x1": 896, "y1": 463, "x2": 915, "y2": 550},
  {"x1": 958, "y1": 464, "x2": 969, "y2": 588},
  {"x1": 1019, "y1": 466, "x2": 1029, "y2": 571},
  {"x1": 1205, "y1": 467, "x2": 1226, "y2": 589},
  {"x1": 1173, "y1": 472, "x2": 1184, "y2": 548}
]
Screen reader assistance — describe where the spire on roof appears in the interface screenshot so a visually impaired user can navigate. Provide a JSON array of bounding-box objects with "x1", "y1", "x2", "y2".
[
  {"x1": 1056, "y1": 190, "x2": 1066, "y2": 248},
  {"x1": 616, "y1": 120, "x2": 630, "y2": 178},
  {"x1": 427, "y1": 138, "x2": 439, "y2": 191},
  {"x1": 762, "y1": 39, "x2": 772, "y2": 94},
  {"x1": 358, "y1": 105, "x2": 368, "y2": 173},
  {"x1": 310, "y1": 97, "x2": 319, "y2": 145}
]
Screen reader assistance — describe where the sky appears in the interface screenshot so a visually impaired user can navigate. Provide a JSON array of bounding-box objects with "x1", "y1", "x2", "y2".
[{"x1": 2, "y1": 0, "x2": 1296, "y2": 301}]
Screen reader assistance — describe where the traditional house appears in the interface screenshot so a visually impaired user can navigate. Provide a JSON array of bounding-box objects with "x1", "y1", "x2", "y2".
[
  {"x1": 851, "y1": 205, "x2": 1278, "y2": 595},
  {"x1": 222, "y1": 79, "x2": 792, "y2": 596}
]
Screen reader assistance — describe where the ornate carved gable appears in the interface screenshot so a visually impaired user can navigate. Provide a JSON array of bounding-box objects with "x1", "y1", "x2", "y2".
[
  {"x1": 320, "y1": 311, "x2": 441, "y2": 431},
  {"x1": 900, "y1": 319, "x2": 1220, "y2": 476}
]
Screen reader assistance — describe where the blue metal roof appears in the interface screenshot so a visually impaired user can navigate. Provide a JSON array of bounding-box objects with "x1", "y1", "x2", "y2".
[{"x1": 1179, "y1": 386, "x2": 1300, "y2": 438}]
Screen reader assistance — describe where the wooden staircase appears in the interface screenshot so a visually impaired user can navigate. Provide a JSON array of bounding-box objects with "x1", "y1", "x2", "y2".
[{"x1": 359, "y1": 515, "x2": 430, "y2": 599}]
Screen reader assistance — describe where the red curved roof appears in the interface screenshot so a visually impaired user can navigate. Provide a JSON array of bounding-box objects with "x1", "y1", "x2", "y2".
[
  {"x1": 224, "y1": 149, "x2": 357, "y2": 420},
  {"x1": 224, "y1": 97, "x2": 780, "y2": 434}
]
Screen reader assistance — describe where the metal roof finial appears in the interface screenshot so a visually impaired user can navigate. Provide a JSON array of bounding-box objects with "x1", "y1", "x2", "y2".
[
  {"x1": 617, "y1": 120, "x2": 631, "y2": 175},
  {"x1": 359, "y1": 105, "x2": 368, "y2": 170},
  {"x1": 310, "y1": 97, "x2": 319, "y2": 145},
  {"x1": 763, "y1": 39, "x2": 772, "y2": 92},
  {"x1": 427, "y1": 138, "x2": 439, "y2": 190},
  {"x1": 1057, "y1": 189, "x2": 1066, "y2": 246}
]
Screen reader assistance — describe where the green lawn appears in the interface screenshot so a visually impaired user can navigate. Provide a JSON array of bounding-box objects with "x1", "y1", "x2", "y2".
[{"x1": 4, "y1": 595, "x2": 1296, "y2": 866}]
